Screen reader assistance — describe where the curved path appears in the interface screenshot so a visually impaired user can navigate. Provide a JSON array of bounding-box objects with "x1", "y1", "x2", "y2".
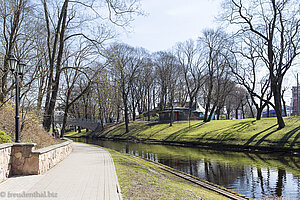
[{"x1": 0, "y1": 143, "x2": 122, "y2": 200}]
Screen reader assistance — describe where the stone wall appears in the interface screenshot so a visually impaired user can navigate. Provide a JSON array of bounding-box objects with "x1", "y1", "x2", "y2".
[
  {"x1": 0, "y1": 144, "x2": 13, "y2": 182},
  {"x1": 11, "y1": 143, "x2": 36, "y2": 175},
  {"x1": 0, "y1": 139, "x2": 73, "y2": 182},
  {"x1": 34, "y1": 140, "x2": 73, "y2": 174}
]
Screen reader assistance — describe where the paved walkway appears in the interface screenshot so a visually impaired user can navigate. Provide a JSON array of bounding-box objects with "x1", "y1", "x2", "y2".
[{"x1": 0, "y1": 143, "x2": 122, "y2": 200}]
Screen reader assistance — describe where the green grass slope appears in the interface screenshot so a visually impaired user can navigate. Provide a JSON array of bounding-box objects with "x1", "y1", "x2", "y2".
[
  {"x1": 97, "y1": 117, "x2": 300, "y2": 151},
  {"x1": 64, "y1": 129, "x2": 88, "y2": 137}
]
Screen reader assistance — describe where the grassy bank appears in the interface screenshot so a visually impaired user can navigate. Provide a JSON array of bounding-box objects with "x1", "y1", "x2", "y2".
[
  {"x1": 96, "y1": 117, "x2": 300, "y2": 151},
  {"x1": 105, "y1": 147, "x2": 230, "y2": 200},
  {"x1": 64, "y1": 129, "x2": 88, "y2": 137}
]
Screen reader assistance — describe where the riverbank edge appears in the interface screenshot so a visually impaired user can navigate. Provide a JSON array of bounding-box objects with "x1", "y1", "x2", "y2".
[
  {"x1": 69, "y1": 135, "x2": 300, "y2": 155},
  {"x1": 126, "y1": 154, "x2": 252, "y2": 200},
  {"x1": 80, "y1": 142, "x2": 251, "y2": 200}
]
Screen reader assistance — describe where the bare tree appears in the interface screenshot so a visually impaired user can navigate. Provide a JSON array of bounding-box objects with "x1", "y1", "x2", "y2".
[
  {"x1": 224, "y1": 0, "x2": 300, "y2": 129},
  {"x1": 0, "y1": 0, "x2": 26, "y2": 102},
  {"x1": 105, "y1": 43, "x2": 145, "y2": 133},
  {"x1": 59, "y1": 43, "x2": 97, "y2": 136},
  {"x1": 199, "y1": 29, "x2": 233, "y2": 122},
  {"x1": 153, "y1": 51, "x2": 180, "y2": 111},
  {"x1": 41, "y1": 0, "x2": 141, "y2": 131},
  {"x1": 229, "y1": 33, "x2": 272, "y2": 120},
  {"x1": 0, "y1": 0, "x2": 42, "y2": 107},
  {"x1": 176, "y1": 39, "x2": 204, "y2": 126}
]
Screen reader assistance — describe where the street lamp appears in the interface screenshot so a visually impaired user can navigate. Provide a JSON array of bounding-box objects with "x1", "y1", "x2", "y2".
[{"x1": 7, "y1": 54, "x2": 25, "y2": 143}]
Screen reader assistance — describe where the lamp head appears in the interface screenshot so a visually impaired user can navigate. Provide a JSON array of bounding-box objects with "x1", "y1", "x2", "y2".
[
  {"x1": 17, "y1": 60, "x2": 26, "y2": 75},
  {"x1": 7, "y1": 54, "x2": 18, "y2": 72}
]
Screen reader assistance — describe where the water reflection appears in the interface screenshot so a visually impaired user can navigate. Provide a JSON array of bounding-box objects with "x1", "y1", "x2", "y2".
[{"x1": 74, "y1": 138, "x2": 300, "y2": 199}]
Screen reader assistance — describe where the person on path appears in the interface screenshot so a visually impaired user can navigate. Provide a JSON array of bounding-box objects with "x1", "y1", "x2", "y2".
[{"x1": 56, "y1": 125, "x2": 61, "y2": 138}]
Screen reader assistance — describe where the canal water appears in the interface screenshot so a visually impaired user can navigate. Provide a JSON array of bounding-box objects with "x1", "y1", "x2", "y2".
[{"x1": 74, "y1": 138, "x2": 300, "y2": 199}]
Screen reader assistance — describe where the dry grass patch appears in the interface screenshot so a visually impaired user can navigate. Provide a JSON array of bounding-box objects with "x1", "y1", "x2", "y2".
[{"x1": 0, "y1": 102, "x2": 59, "y2": 148}]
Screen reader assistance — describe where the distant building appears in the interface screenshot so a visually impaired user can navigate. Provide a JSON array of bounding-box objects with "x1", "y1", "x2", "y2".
[
  {"x1": 262, "y1": 109, "x2": 277, "y2": 118},
  {"x1": 291, "y1": 86, "x2": 300, "y2": 116},
  {"x1": 157, "y1": 101, "x2": 208, "y2": 122},
  {"x1": 191, "y1": 101, "x2": 205, "y2": 120},
  {"x1": 158, "y1": 107, "x2": 190, "y2": 122},
  {"x1": 261, "y1": 105, "x2": 291, "y2": 118}
]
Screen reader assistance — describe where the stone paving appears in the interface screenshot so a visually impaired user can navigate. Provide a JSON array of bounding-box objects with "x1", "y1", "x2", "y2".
[{"x1": 0, "y1": 143, "x2": 122, "y2": 200}]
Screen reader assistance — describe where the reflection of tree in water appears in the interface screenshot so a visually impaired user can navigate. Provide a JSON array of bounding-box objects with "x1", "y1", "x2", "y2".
[
  {"x1": 158, "y1": 157, "x2": 244, "y2": 186},
  {"x1": 257, "y1": 167, "x2": 266, "y2": 196},
  {"x1": 275, "y1": 169, "x2": 286, "y2": 197},
  {"x1": 152, "y1": 154, "x2": 299, "y2": 199},
  {"x1": 202, "y1": 159, "x2": 245, "y2": 186},
  {"x1": 80, "y1": 139, "x2": 300, "y2": 199}
]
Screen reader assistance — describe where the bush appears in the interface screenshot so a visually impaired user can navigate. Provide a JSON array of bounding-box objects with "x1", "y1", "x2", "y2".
[
  {"x1": 0, "y1": 130, "x2": 12, "y2": 143},
  {"x1": 0, "y1": 102, "x2": 58, "y2": 148}
]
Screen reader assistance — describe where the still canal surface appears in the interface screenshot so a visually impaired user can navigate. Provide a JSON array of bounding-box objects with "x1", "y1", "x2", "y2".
[{"x1": 75, "y1": 138, "x2": 300, "y2": 199}]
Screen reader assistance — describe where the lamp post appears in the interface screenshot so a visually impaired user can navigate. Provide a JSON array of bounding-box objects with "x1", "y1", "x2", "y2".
[{"x1": 7, "y1": 54, "x2": 25, "y2": 143}]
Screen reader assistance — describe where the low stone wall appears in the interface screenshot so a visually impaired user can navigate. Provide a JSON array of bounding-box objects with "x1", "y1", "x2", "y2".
[
  {"x1": 0, "y1": 139, "x2": 73, "y2": 182},
  {"x1": 34, "y1": 139, "x2": 73, "y2": 174},
  {"x1": 0, "y1": 144, "x2": 13, "y2": 182}
]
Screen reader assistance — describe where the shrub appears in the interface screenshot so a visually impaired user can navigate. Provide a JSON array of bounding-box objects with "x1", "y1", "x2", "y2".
[
  {"x1": 0, "y1": 102, "x2": 58, "y2": 148},
  {"x1": 0, "y1": 130, "x2": 12, "y2": 143}
]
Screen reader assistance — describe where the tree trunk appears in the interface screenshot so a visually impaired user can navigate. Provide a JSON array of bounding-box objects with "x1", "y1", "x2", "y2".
[
  {"x1": 281, "y1": 95, "x2": 287, "y2": 117},
  {"x1": 152, "y1": 83, "x2": 156, "y2": 110},
  {"x1": 42, "y1": 0, "x2": 69, "y2": 131},
  {"x1": 36, "y1": 80, "x2": 44, "y2": 114},
  {"x1": 246, "y1": 97, "x2": 255, "y2": 118},
  {"x1": 207, "y1": 104, "x2": 216, "y2": 122},
  {"x1": 216, "y1": 106, "x2": 221, "y2": 120},
  {"x1": 124, "y1": 100, "x2": 129, "y2": 133},
  {"x1": 100, "y1": 117, "x2": 104, "y2": 130},
  {"x1": 256, "y1": 107, "x2": 263, "y2": 120},
  {"x1": 147, "y1": 86, "x2": 151, "y2": 121},
  {"x1": 271, "y1": 81, "x2": 285, "y2": 129},
  {"x1": 122, "y1": 87, "x2": 129, "y2": 133},
  {"x1": 227, "y1": 112, "x2": 230, "y2": 119},
  {"x1": 117, "y1": 105, "x2": 120, "y2": 123},
  {"x1": 61, "y1": 108, "x2": 68, "y2": 138},
  {"x1": 170, "y1": 105, "x2": 174, "y2": 126},
  {"x1": 131, "y1": 90, "x2": 136, "y2": 121},
  {"x1": 98, "y1": 107, "x2": 104, "y2": 130},
  {"x1": 203, "y1": 102, "x2": 209, "y2": 122},
  {"x1": 241, "y1": 102, "x2": 245, "y2": 119},
  {"x1": 188, "y1": 100, "x2": 193, "y2": 128},
  {"x1": 203, "y1": 82, "x2": 213, "y2": 122}
]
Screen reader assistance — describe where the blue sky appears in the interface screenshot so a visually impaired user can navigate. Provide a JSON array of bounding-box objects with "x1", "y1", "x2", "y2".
[
  {"x1": 119, "y1": 0, "x2": 222, "y2": 52},
  {"x1": 118, "y1": 0, "x2": 299, "y2": 105}
]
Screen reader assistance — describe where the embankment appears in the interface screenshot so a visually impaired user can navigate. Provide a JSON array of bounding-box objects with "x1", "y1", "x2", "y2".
[{"x1": 90, "y1": 117, "x2": 300, "y2": 154}]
